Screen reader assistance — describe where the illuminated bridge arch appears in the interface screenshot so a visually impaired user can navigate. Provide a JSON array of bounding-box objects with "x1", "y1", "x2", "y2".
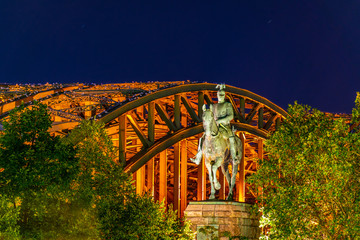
[
  {"x1": 97, "y1": 83, "x2": 287, "y2": 171},
  {"x1": 94, "y1": 83, "x2": 287, "y2": 216},
  {"x1": 1, "y1": 82, "x2": 287, "y2": 217}
]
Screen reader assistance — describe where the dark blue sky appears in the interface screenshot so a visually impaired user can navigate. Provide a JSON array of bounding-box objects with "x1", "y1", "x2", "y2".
[{"x1": 1, "y1": 1, "x2": 360, "y2": 113}]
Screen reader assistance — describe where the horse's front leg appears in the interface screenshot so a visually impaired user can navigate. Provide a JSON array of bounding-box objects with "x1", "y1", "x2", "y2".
[
  {"x1": 190, "y1": 134, "x2": 205, "y2": 165},
  {"x1": 206, "y1": 163, "x2": 216, "y2": 199},
  {"x1": 212, "y1": 158, "x2": 222, "y2": 191}
]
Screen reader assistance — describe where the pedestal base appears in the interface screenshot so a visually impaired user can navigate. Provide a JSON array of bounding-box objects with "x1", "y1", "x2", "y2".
[{"x1": 184, "y1": 201, "x2": 260, "y2": 240}]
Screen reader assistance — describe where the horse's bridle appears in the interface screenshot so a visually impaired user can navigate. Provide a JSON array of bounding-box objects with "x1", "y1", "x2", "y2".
[{"x1": 211, "y1": 120, "x2": 220, "y2": 137}]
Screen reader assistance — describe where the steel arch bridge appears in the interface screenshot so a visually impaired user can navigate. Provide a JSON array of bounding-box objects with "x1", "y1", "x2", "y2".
[{"x1": 0, "y1": 82, "x2": 288, "y2": 217}]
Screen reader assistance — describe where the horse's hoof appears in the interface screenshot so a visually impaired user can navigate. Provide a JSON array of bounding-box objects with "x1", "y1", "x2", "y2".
[
  {"x1": 190, "y1": 157, "x2": 200, "y2": 165},
  {"x1": 215, "y1": 182, "x2": 221, "y2": 190},
  {"x1": 226, "y1": 193, "x2": 233, "y2": 201},
  {"x1": 233, "y1": 157, "x2": 240, "y2": 165},
  {"x1": 209, "y1": 195, "x2": 215, "y2": 200}
]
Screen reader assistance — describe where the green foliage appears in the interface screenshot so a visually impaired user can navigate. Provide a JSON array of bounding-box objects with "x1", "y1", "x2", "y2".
[
  {"x1": 0, "y1": 104, "x2": 193, "y2": 239},
  {"x1": 0, "y1": 102, "x2": 97, "y2": 239},
  {"x1": 67, "y1": 120, "x2": 194, "y2": 240},
  {"x1": 198, "y1": 225, "x2": 219, "y2": 239},
  {"x1": 64, "y1": 119, "x2": 122, "y2": 203},
  {"x1": 0, "y1": 103, "x2": 78, "y2": 197},
  {"x1": 352, "y1": 92, "x2": 360, "y2": 124},
  {"x1": 0, "y1": 194, "x2": 20, "y2": 240},
  {"x1": 249, "y1": 100, "x2": 360, "y2": 239},
  {"x1": 197, "y1": 225, "x2": 248, "y2": 240},
  {"x1": 17, "y1": 191, "x2": 99, "y2": 240},
  {"x1": 98, "y1": 195, "x2": 193, "y2": 240}
]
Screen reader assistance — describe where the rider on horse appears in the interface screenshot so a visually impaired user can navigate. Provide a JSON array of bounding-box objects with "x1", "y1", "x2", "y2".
[{"x1": 191, "y1": 84, "x2": 240, "y2": 165}]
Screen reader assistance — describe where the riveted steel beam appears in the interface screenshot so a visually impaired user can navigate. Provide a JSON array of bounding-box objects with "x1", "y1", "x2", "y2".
[
  {"x1": 174, "y1": 95, "x2": 181, "y2": 129},
  {"x1": 97, "y1": 83, "x2": 288, "y2": 125},
  {"x1": 264, "y1": 112, "x2": 277, "y2": 130},
  {"x1": 148, "y1": 102, "x2": 155, "y2": 143},
  {"x1": 181, "y1": 96, "x2": 201, "y2": 123},
  {"x1": 204, "y1": 92, "x2": 213, "y2": 106},
  {"x1": 124, "y1": 122, "x2": 268, "y2": 173},
  {"x1": 258, "y1": 107, "x2": 264, "y2": 129},
  {"x1": 245, "y1": 103, "x2": 260, "y2": 124},
  {"x1": 198, "y1": 91, "x2": 204, "y2": 118},
  {"x1": 155, "y1": 103, "x2": 177, "y2": 132},
  {"x1": 126, "y1": 114, "x2": 151, "y2": 148},
  {"x1": 227, "y1": 94, "x2": 244, "y2": 123}
]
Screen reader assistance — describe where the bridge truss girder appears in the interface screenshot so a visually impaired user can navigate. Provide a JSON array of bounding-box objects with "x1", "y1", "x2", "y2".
[
  {"x1": 2, "y1": 82, "x2": 287, "y2": 217},
  {"x1": 94, "y1": 83, "x2": 287, "y2": 217}
]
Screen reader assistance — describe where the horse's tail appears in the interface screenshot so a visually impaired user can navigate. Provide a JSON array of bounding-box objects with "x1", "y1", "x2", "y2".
[{"x1": 234, "y1": 135, "x2": 243, "y2": 164}]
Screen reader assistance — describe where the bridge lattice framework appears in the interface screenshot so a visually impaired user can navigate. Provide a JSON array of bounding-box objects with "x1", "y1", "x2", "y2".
[{"x1": 0, "y1": 82, "x2": 288, "y2": 217}]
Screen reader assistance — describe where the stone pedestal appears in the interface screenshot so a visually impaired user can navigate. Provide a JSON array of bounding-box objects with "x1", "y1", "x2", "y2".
[{"x1": 184, "y1": 201, "x2": 260, "y2": 240}]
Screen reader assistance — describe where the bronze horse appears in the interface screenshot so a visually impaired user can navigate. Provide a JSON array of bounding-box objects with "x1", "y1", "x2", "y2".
[{"x1": 195, "y1": 105, "x2": 243, "y2": 200}]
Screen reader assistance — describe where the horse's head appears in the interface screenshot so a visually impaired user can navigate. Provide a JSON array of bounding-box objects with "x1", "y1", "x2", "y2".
[
  {"x1": 202, "y1": 105, "x2": 217, "y2": 134},
  {"x1": 202, "y1": 104, "x2": 214, "y2": 123}
]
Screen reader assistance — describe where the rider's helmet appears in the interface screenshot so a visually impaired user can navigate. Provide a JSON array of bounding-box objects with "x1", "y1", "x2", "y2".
[{"x1": 216, "y1": 84, "x2": 226, "y2": 103}]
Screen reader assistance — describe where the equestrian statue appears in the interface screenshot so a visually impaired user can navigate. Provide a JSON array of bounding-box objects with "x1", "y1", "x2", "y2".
[{"x1": 190, "y1": 84, "x2": 243, "y2": 200}]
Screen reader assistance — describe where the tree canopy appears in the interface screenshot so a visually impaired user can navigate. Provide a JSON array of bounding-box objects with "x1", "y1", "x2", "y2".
[
  {"x1": 0, "y1": 102, "x2": 193, "y2": 239},
  {"x1": 250, "y1": 96, "x2": 360, "y2": 239},
  {"x1": 67, "y1": 120, "x2": 193, "y2": 240},
  {"x1": 0, "y1": 102, "x2": 83, "y2": 239},
  {"x1": 0, "y1": 102, "x2": 78, "y2": 198}
]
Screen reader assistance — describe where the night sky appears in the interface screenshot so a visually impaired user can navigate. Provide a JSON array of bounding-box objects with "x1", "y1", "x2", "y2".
[{"x1": 1, "y1": 1, "x2": 360, "y2": 113}]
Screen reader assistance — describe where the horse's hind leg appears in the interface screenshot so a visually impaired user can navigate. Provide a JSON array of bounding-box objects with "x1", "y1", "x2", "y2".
[
  {"x1": 206, "y1": 164, "x2": 216, "y2": 199},
  {"x1": 221, "y1": 164, "x2": 231, "y2": 188},
  {"x1": 227, "y1": 137, "x2": 242, "y2": 200},
  {"x1": 227, "y1": 162, "x2": 239, "y2": 200}
]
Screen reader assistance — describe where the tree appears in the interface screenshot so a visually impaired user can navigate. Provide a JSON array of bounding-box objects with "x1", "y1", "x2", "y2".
[
  {"x1": 0, "y1": 102, "x2": 78, "y2": 198},
  {"x1": 66, "y1": 120, "x2": 194, "y2": 239},
  {"x1": 0, "y1": 102, "x2": 94, "y2": 239},
  {"x1": 249, "y1": 99, "x2": 360, "y2": 239},
  {"x1": 97, "y1": 192, "x2": 193, "y2": 240},
  {"x1": 0, "y1": 103, "x2": 193, "y2": 239},
  {"x1": 0, "y1": 194, "x2": 20, "y2": 240}
]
